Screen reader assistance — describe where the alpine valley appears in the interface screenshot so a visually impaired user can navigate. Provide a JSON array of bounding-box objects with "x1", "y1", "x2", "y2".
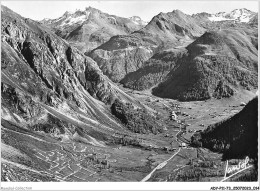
[{"x1": 1, "y1": 5, "x2": 258, "y2": 182}]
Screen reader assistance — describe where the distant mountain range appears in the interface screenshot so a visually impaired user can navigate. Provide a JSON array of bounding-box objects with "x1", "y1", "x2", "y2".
[
  {"x1": 40, "y1": 8, "x2": 257, "y2": 53},
  {"x1": 206, "y1": 8, "x2": 256, "y2": 22}
]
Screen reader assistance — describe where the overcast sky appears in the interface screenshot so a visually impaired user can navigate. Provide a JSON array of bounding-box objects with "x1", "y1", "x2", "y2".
[{"x1": 1, "y1": 1, "x2": 259, "y2": 21}]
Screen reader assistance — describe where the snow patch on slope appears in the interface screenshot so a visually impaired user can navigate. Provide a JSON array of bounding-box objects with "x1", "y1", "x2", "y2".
[
  {"x1": 208, "y1": 16, "x2": 233, "y2": 22},
  {"x1": 129, "y1": 16, "x2": 148, "y2": 25},
  {"x1": 60, "y1": 14, "x2": 87, "y2": 27}
]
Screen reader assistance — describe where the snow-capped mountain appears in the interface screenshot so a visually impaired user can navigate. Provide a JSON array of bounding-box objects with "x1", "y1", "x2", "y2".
[
  {"x1": 41, "y1": 7, "x2": 147, "y2": 29},
  {"x1": 129, "y1": 16, "x2": 148, "y2": 25},
  {"x1": 40, "y1": 7, "x2": 146, "y2": 52},
  {"x1": 41, "y1": 8, "x2": 93, "y2": 27},
  {"x1": 60, "y1": 10, "x2": 89, "y2": 27},
  {"x1": 208, "y1": 8, "x2": 256, "y2": 22}
]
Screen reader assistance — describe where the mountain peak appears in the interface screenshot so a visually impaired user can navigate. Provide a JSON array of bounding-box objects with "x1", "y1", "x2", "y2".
[
  {"x1": 232, "y1": 8, "x2": 254, "y2": 13},
  {"x1": 63, "y1": 10, "x2": 73, "y2": 17},
  {"x1": 85, "y1": 6, "x2": 100, "y2": 12},
  {"x1": 61, "y1": 6, "x2": 99, "y2": 18},
  {"x1": 172, "y1": 9, "x2": 184, "y2": 14}
]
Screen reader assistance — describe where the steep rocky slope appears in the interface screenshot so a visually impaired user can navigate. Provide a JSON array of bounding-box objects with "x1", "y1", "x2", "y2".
[
  {"x1": 249, "y1": 14, "x2": 258, "y2": 26},
  {"x1": 41, "y1": 7, "x2": 146, "y2": 52},
  {"x1": 89, "y1": 10, "x2": 206, "y2": 83},
  {"x1": 1, "y1": 5, "x2": 121, "y2": 141},
  {"x1": 1, "y1": 5, "x2": 166, "y2": 147},
  {"x1": 152, "y1": 29, "x2": 258, "y2": 101}
]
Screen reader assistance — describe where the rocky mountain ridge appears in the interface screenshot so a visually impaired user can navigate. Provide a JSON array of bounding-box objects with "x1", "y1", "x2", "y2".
[{"x1": 40, "y1": 6, "x2": 146, "y2": 52}]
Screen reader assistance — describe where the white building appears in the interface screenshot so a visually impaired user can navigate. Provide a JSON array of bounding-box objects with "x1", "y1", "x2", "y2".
[{"x1": 181, "y1": 143, "x2": 187, "y2": 148}]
